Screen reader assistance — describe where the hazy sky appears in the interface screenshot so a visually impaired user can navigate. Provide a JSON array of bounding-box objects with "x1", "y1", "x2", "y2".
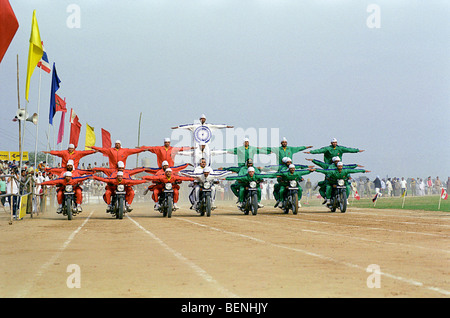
[{"x1": 1, "y1": 0, "x2": 449, "y2": 181}]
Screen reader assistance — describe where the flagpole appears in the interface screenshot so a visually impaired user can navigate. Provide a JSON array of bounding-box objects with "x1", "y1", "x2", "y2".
[
  {"x1": 438, "y1": 188, "x2": 442, "y2": 210},
  {"x1": 402, "y1": 190, "x2": 406, "y2": 208},
  {"x1": 136, "y1": 112, "x2": 142, "y2": 168},
  {"x1": 16, "y1": 55, "x2": 23, "y2": 172},
  {"x1": 34, "y1": 68, "x2": 42, "y2": 169}
]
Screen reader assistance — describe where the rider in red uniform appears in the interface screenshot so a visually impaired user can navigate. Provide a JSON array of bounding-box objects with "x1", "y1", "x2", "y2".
[
  {"x1": 40, "y1": 171, "x2": 92, "y2": 213},
  {"x1": 91, "y1": 140, "x2": 147, "y2": 169},
  {"x1": 142, "y1": 168, "x2": 194, "y2": 210},
  {"x1": 140, "y1": 138, "x2": 192, "y2": 167},
  {"x1": 93, "y1": 171, "x2": 148, "y2": 212},
  {"x1": 43, "y1": 143, "x2": 95, "y2": 168}
]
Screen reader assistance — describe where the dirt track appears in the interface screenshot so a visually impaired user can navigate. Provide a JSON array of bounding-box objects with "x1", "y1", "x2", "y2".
[{"x1": 0, "y1": 200, "x2": 449, "y2": 298}]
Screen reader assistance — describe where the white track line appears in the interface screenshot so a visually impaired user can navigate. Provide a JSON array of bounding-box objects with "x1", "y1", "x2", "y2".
[
  {"x1": 225, "y1": 216, "x2": 450, "y2": 254},
  {"x1": 127, "y1": 215, "x2": 239, "y2": 298},
  {"x1": 269, "y1": 215, "x2": 449, "y2": 238},
  {"x1": 178, "y1": 218, "x2": 450, "y2": 297},
  {"x1": 16, "y1": 210, "x2": 95, "y2": 298}
]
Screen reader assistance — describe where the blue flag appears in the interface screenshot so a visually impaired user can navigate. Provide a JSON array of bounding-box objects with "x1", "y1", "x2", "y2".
[{"x1": 49, "y1": 62, "x2": 60, "y2": 125}]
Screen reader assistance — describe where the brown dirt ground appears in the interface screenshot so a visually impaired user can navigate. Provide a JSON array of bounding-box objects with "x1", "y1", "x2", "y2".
[{"x1": 0, "y1": 198, "x2": 448, "y2": 298}]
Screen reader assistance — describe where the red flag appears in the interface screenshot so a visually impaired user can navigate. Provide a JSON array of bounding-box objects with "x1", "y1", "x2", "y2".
[
  {"x1": 57, "y1": 111, "x2": 65, "y2": 144},
  {"x1": 55, "y1": 94, "x2": 67, "y2": 112},
  {"x1": 441, "y1": 188, "x2": 448, "y2": 200},
  {"x1": 354, "y1": 189, "x2": 360, "y2": 200},
  {"x1": 69, "y1": 109, "x2": 81, "y2": 148},
  {"x1": 0, "y1": 0, "x2": 19, "y2": 63},
  {"x1": 101, "y1": 128, "x2": 111, "y2": 156}
]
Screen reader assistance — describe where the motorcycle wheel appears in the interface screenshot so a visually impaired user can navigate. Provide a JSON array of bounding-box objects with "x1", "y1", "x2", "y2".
[
  {"x1": 251, "y1": 192, "x2": 258, "y2": 215},
  {"x1": 167, "y1": 196, "x2": 173, "y2": 218},
  {"x1": 118, "y1": 197, "x2": 124, "y2": 219},
  {"x1": 206, "y1": 194, "x2": 211, "y2": 217},
  {"x1": 66, "y1": 197, "x2": 73, "y2": 220},
  {"x1": 292, "y1": 193, "x2": 299, "y2": 215},
  {"x1": 339, "y1": 192, "x2": 347, "y2": 213}
]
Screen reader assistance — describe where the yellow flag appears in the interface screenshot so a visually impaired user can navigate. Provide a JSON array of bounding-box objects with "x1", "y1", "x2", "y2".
[
  {"x1": 25, "y1": 10, "x2": 44, "y2": 102},
  {"x1": 19, "y1": 194, "x2": 29, "y2": 219},
  {"x1": 85, "y1": 123, "x2": 95, "y2": 150}
]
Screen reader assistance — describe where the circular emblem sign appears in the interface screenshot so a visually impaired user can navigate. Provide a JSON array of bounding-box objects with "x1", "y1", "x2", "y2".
[{"x1": 194, "y1": 125, "x2": 212, "y2": 144}]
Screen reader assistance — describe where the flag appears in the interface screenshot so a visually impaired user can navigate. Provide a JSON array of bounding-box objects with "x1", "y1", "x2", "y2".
[
  {"x1": 36, "y1": 41, "x2": 50, "y2": 73},
  {"x1": 49, "y1": 63, "x2": 61, "y2": 125},
  {"x1": 57, "y1": 97, "x2": 66, "y2": 144},
  {"x1": 101, "y1": 128, "x2": 111, "y2": 155},
  {"x1": 55, "y1": 93, "x2": 67, "y2": 112},
  {"x1": 401, "y1": 189, "x2": 407, "y2": 197},
  {"x1": 0, "y1": 0, "x2": 19, "y2": 63},
  {"x1": 25, "y1": 10, "x2": 43, "y2": 102},
  {"x1": 85, "y1": 124, "x2": 95, "y2": 150},
  {"x1": 69, "y1": 109, "x2": 81, "y2": 148},
  {"x1": 372, "y1": 193, "x2": 379, "y2": 203},
  {"x1": 441, "y1": 188, "x2": 448, "y2": 200},
  {"x1": 354, "y1": 189, "x2": 360, "y2": 200}
]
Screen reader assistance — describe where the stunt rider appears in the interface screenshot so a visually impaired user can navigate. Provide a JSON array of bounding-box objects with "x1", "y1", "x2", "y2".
[
  {"x1": 43, "y1": 143, "x2": 95, "y2": 168},
  {"x1": 180, "y1": 165, "x2": 231, "y2": 210},
  {"x1": 305, "y1": 138, "x2": 364, "y2": 164},
  {"x1": 45, "y1": 159, "x2": 92, "y2": 178},
  {"x1": 40, "y1": 171, "x2": 92, "y2": 213},
  {"x1": 142, "y1": 168, "x2": 195, "y2": 210},
  {"x1": 142, "y1": 160, "x2": 190, "y2": 196},
  {"x1": 225, "y1": 167, "x2": 277, "y2": 208},
  {"x1": 316, "y1": 162, "x2": 370, "y2": 205},
  {"x1": 91, "y1": 140, "x2": 147, "y2": 169},
  {"x1": 140, "y1": 138, "x2": 192, "y2": 168},
  {"x1": 269, "y1": 137, "x2": 313, "y2": 166},
  {"x1": 275, "y1": 165, "x2": 315, "y2": 208},
  {"x1": 93, "y1": 171, "x2": 148, "y2": 212},
  {"x1": 307, "y1": 156, "x2": 363, "y2": 204},
  {"x1": 225, "y1": 138, "x2": 272, "y2": 167}
]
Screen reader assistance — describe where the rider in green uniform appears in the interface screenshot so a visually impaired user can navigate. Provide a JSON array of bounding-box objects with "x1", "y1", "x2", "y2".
[
  {"x1": 307, "y1": 156, "x2": 363, "y2": 203},
  {"x1": 315, "y1": 162, "x2": 370, "y2": 205},
  {"x1": 225, "y1": 167, "x2": 277, "y2": 208},
  {"x1": 276, "y1": 165, "x2": 315, "y2": 207},
  {"x1": 269, "y1": 137, "x2": 313, "y2": 166},
  {"x1": 305, "y1": 138, "x2": 364, "y2": 164},
  {"x1": 225, "y1": 138, "x2": 272, "y2": 167}
]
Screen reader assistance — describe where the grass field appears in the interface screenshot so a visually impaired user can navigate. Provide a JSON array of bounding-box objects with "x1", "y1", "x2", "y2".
[{"x1": 346, "y1": 195, "x2": 450, "y2": 212}]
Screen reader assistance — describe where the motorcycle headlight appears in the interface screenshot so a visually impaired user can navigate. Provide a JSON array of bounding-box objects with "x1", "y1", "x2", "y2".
[
  {"x1": 249, "y1": 181, "x2": 257, "y2": 188},
  {"x1": 165, "y1": 183, "x2": 173, "y2": 190},
  {"x1": 338, "y1": 179, "x2": 345, "y2": 186},
  {"x1": 117, "y1": 184, "x2": 125, "y2": 192},
  {"x1": 290, "y1": 180, "x2": 297, "y2": 187},
  {"x1": 203, "y1": 181, "x2": 211, "y2": 189},
  {"x1": 65, "y1": 185, "x2": 73, "y2": 192}
]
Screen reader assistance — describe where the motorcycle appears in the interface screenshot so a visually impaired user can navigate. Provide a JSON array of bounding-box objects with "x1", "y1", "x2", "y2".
[
  {"x1": 157, "y1": 182, "x2": 176, "y2": 218},
  {"x1": 110, "y1": 184, "x2": 127, "y2": 219},
  {"x1": 240, "y1": 181, "x2": 259, "y2": 215},
  {"x1": 61, "y1": 184, "x2": 77, "y2": 220},
  {"x1": 282, "y1": 180, "x2": 299, "y2": 215},
  {"x1": 196, "y1": 181, "x2": 215, "y2": 217},
  {"x1": 328, "y1": 179, "x2": 347, "y2": 213}
]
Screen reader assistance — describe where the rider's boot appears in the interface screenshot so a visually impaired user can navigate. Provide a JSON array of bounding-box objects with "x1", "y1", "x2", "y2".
[
  {"x1": 57, "y1": 204, "x2": 62, "y2": 213},
  {"x1": 106, "y1": 204, "x2": 112, "y2": 212},
  {"x1": 77, "y1": 204, "x2": 82, "y2": 212},
  {"x1": 154, "y1": 203, "x2": 160, "y2": 211},
  {"x1": 274, "y1": 200, "x2": 280, "y2": 208},
  {"x1": 126, "y1": 203, "x2": 133, "y2": 212},
  {"x1": 258, "y1": 202, "x2": 264, "y2": 208}
]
